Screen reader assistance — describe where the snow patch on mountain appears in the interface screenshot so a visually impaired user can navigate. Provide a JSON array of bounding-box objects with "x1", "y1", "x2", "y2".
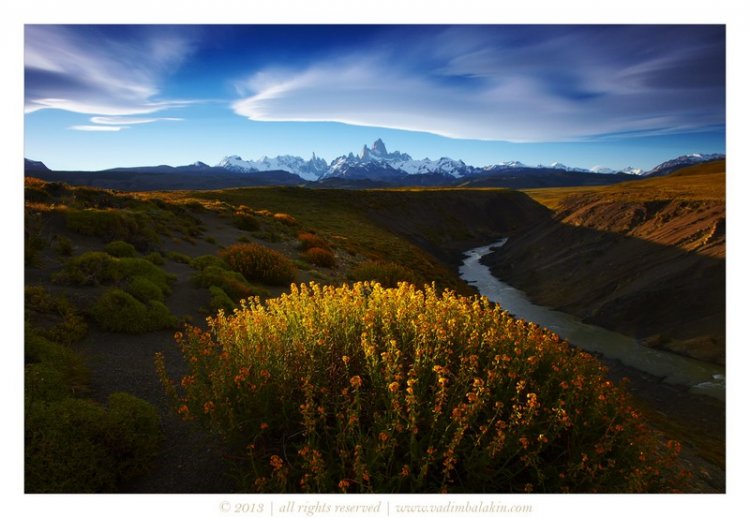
[{"x1": 216, "y1": 153, "x2": 328, "y2": 182}]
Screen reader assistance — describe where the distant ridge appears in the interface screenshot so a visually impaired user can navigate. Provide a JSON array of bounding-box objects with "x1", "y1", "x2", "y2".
[
  {"x1": 643, "y1": 153, "x2": 726, "y2": 177},
  {"x1": 24, "y1": 144, "x2": 725, "y2": 191}
]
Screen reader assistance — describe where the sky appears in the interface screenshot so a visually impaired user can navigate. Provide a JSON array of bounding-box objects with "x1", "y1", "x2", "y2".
[{"x1": 24, "y1": 24, "x2": 726, "y2": 171}]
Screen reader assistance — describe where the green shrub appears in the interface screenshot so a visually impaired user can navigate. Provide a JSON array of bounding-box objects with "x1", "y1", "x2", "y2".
[
  {"x1": 25, "y1": 286, "x2": 88, "y2": 346},
  {"x1": 126, "y1": 276, "x2": 165, "y2": 303},
  {"x1": 25, "y1": 185, "x2": 53, "y2": 203},
  {"x1": 54, "y1": 235, "x2": 74, "y2": 256},
  {"x1": 146, "y1": 300, "x2": 177, "y2": 330},
  {"x1": 91, "y1": 289, "x2": 176, "y2": 333},
  {"x1": 190, "y1": 255, "x2": 229, "y2": 271},
  {"x1": 105, "y1": 392, "x2": 162, "y2": 479},
  {"x1": 25, "y1": 394, "x2": 162, "y2": 493},
  {"x1": 219, "y1": 243, "x2": 296, "y2": 286},
  {"x1": 145, "y1": 251, "x2": 165, "y2": 265},
  {"x1": 25, "y1": 209, "x2": 47, "y2": 266},
  {"x1": 349, "y1": 260, "x2": 421, "y2": 288},
  {"x1": 302, "y1": 247, "x2": 336, "y2": 268},
  {"x1": 26, "y1": 398, "x2": 116, "y2": 492},
  {"x1": 55, "y1": 253, "x2": 173, "y2": 295},
  {"x1": 104, "y1": 240, "x2": 137, "y2": 258},
  {"x1": 25, "y1": 362, "x2": 70, "y2": 403},
  {"x1": 233, "y1": 207, "x2": 260, "y2": 232},
  {"x1": 65, "y1": 208, "x2": 158, "y2": 247},
  {"x1": 166, "y1": 251, "x2": 192, "y2": 264},
  {"x1": 54, "y1": 251, "x2": 119, "y2": 285},
  {"x1": 208, "y1": 285, "x2": 236, "y2": 313},
  {"x1": 25, "y1": 330, "x2": 88, "y2": 396},
  {"x1": 117, "y1": 257, "x2": 174, "y2": 294},
  {"x1": 159, "y1": 282, "x2": 682, "y2": 493},
  {"x1": 193, "y1": 266, "x2": 261, "y2": 301}
]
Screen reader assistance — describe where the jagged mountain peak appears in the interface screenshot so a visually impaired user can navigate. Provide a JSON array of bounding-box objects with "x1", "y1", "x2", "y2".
[{"x1": 210, "y1": 141, "x2": 723, "y2": 184}]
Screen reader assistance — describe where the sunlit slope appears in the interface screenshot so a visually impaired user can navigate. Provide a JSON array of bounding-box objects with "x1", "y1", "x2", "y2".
[{"x1": 151, "y1": 187, "x2": 547, "y2": 292}]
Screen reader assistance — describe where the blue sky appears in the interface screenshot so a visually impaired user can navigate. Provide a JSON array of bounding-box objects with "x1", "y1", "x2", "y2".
[{"x1": 24, "y1": 25, "x2": 725, "y2": 171}]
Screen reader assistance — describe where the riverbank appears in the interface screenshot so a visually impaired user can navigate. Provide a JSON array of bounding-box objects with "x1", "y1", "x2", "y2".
[{"x1": 459, "y1": 240, "x2": 725, "y2": 492}]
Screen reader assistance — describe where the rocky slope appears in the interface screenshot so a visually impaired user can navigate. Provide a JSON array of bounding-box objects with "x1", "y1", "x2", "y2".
[{"x1": 483, "y1": 161, "x2": 726, "y2": 364}]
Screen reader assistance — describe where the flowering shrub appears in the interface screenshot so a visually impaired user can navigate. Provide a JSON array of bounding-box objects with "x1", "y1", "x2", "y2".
[
  {"x1": 302, "y1": 247, "x2": 336, "y2": 268},
  {"x1": 219, "y1": 243, "x2": 296, "y2": 286},
  {"x1": 157, "y1": 282, "x2": 682, "y2": 493}
]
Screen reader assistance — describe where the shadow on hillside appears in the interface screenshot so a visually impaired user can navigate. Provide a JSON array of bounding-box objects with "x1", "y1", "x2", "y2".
[{"x1": 478, "y1": 202, "x2": 725, "y2": 364}]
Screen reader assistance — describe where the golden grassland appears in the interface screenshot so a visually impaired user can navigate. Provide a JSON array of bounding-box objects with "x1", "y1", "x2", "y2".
[{"x1": 523, "y1": 160, "x2": 725, "y2": 210}]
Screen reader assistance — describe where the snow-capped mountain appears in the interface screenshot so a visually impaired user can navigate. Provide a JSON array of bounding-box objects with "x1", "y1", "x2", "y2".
[
  {"x1": 213, "y1": 139, "x2": 724, "y2": 183},
  {"x1": 620, "y1": 166, "x2": 644, "y2": 175},
  {"x1": 217, "y1": 153, "x2": 328, "y2": 182},
  {"x1": 549, "y1": 162, "x2": 587, "y2": 173},
  {"x1": 324, "y1": 138, "x2": 473, "y2": 179},
  {"x1": 589, "y1": 165, "x2": 616, "y2": 175},
  {"x1": 644, "y1": 153, "x2": 725, "y2": 177}
]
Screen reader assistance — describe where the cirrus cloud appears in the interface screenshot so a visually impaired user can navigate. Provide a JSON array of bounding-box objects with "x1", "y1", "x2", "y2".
[
  {"x1": 69, "y1": 125, "x2": 126, "y2": 132},
  {"x1": 25, "y1": 25, "x2": 197, "y2": 123},
  {"x1": 232, "y1": 26, "x2": 725, "y2": 142}
]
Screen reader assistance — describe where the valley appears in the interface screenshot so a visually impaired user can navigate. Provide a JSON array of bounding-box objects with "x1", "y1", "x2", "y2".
[
  {"x1": 484, "y1": 161, "x2": 726, "y2": 364},
  {"x1": 23, "y1": 159, "x2": 726, "y2": 493}
]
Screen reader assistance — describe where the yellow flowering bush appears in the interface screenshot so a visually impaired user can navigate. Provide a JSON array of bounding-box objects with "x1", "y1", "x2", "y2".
[{"x1": 157, "y1": 282, "x2": 682, "y2": 493}]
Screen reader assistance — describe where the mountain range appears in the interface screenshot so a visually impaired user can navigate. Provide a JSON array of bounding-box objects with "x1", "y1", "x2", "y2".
[
  {"x1": 214, "y1": 138, "x2": 661, "y2": 181},
  {"x1": 24, "y1": 141, "x2": 724, "y2": 191}
]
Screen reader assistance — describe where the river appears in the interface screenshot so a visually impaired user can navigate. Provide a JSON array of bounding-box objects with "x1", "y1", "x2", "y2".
[{"x1": 459, "y1": 239, "x2": 726, "y2": 401}]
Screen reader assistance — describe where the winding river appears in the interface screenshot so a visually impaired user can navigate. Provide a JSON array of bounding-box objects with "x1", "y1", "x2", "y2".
[{"x1": 459, "y1": 239, "x2": 726, "y2": 401}]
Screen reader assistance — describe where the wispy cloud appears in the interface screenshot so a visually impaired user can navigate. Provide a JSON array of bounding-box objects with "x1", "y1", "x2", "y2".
[
  {"x1": 69, "y1": 125, "x2": 126, "y2": 132},
  {"x1": 232, "y1": 26, "x2": 725, "y2": 142},
  {"x1": 25, "y1": 26, "x2": 196, "y2": 122},
  {"x1": 90, "y1": 116, "x2": 183, "y2": 125}
]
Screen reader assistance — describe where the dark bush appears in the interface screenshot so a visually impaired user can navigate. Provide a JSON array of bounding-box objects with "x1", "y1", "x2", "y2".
[
  {"x1": 302, "y1": 247, "x2": 336, "y2": 268},
  {"x1": 349, "y1": 260, "x2": 421, "y2": 288},
  {"x1": 25, "y1": 330, "x2": 89, "y2": 397},
  {"x1": 26, "y1": 398, "x2": 116, "y2": 492},
  {"x1": 91, "y1": 289, "x2": 176, "y2": 334},
  {"x1": 105, "y1": 392, "x2": 162, "y2": 479},
  {"x1": 190, "y1": 255, "x2": 229, "y2": 271},
  {"x1": 104, "y1": 240, "x2": 137, "y2": 258},
  {"x1": 25, "y1": 394, "x2": 162, "y2": 493},
  {"x1": 65, "y1": 208, "x2": 158, "y2": 247},
  {"x1": 208, "y1": 285, "x2": 236, "y2": 313},
  {"x1": 25, "y1": 286, "x2": 88, "y2": 346},
  {"x1": 145, "y1": 251, "x2": 165, "y2": 265},
  {"x1": 126, "y1": 276, "x2": 165, "y2": 303},
  {"x1": 298, "y1": 232, "x2": 331, "y2": 251},
  {"x1": 220, "y1": 243, "x2": 296, "y2": 286}
]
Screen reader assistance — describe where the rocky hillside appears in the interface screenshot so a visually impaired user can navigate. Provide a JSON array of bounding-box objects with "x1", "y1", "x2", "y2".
[{"x1": 484, "y1": 161, "x2": 726, "y2": 363}]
